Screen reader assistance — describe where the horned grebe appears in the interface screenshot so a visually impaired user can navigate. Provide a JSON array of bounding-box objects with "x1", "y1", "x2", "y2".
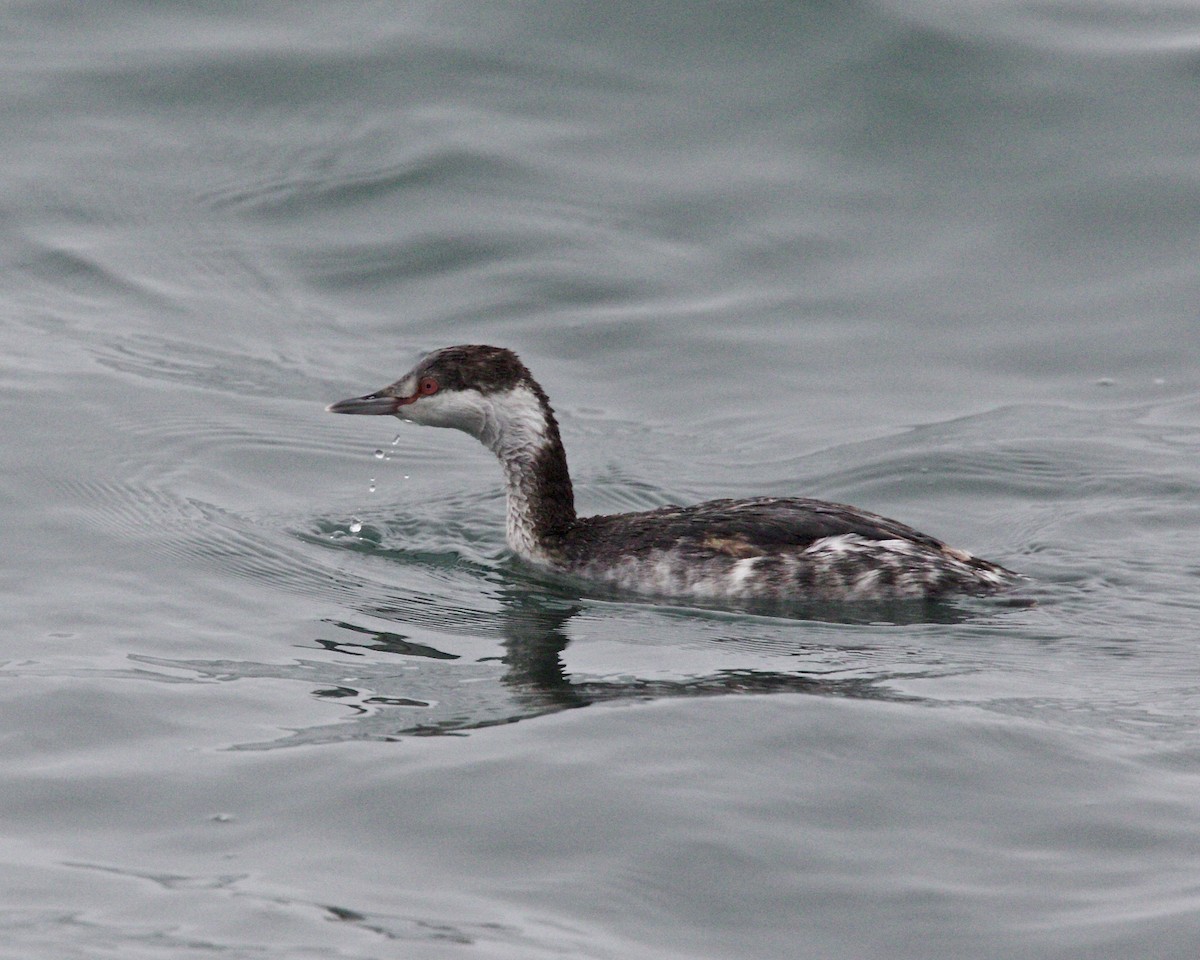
[{"x1": 328, "y1": 345, "x2": 1017, "y2": 602}]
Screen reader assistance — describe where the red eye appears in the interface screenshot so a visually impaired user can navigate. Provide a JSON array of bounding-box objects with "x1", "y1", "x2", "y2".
[{"x1": 418, "y1": 377, "x2": 439, "y2": 396}]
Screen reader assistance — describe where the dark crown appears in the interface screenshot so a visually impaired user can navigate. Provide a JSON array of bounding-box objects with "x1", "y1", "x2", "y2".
[{"x1": 416, "y1": 344, "x2": 532, "y2": 395}]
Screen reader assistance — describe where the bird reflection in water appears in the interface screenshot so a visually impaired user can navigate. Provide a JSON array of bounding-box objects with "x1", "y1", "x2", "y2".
[{"x1": 126, "y1": 585, "x2": 986, "y2": 749}]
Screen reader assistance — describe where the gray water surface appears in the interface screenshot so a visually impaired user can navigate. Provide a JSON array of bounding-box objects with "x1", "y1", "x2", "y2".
[{"x1": 3, "y1": 2, "x2": 1200, "y2": 958}]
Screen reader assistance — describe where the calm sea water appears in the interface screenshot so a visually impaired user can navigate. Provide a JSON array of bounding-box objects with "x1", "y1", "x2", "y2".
[{"x1": 3, "y1": 2, "x2": 1200, "y2": 957}]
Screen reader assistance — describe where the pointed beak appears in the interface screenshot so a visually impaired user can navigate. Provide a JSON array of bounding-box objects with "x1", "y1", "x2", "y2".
[{"x1": 326, "y1": 390, "x2": 405, "y2": 415}]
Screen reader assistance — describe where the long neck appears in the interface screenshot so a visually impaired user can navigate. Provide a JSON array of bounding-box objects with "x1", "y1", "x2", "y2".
[{"x1": 480, "y1": 382, "x2": 576, "y2": 562}]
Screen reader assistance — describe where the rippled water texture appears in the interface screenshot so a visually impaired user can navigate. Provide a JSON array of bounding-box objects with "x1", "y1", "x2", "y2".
[{"x1": 2, "y1": 2, "x2": 1199, "y2": 958}]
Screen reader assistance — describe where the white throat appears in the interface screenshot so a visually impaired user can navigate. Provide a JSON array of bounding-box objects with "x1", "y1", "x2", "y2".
[
  {"x1": 478, "y1": 383, "x2": 550, "y2": 462},
  {"x1": 483, "y1": 384, "x2": 555, "y2": 563}
]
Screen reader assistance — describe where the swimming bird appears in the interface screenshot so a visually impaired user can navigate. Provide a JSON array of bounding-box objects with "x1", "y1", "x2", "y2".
[{"x1": 328, "y1": 345, "x2": 1017, "y2": 602}]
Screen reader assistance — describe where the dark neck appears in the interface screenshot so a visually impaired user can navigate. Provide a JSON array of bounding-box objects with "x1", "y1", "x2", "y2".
[
  {"x1": 508, "y1": 428, "x2": 576, "y2": 535},
  {"x1": 487, "y1": 382, "x2": 577, "y2": 559}
]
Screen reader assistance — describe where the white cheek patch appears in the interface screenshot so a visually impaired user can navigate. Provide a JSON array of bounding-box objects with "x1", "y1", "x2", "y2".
[
  {"x1": 400, "y1": 384, "x2": 549, "y2": 454},
  {"x1": 404, "y1": 389, "x2": 488, "y2": 432}
]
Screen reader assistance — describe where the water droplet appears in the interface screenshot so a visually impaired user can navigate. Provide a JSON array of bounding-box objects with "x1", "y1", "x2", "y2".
[
  {"x1": 374, "y1": 449, "x2": 384, "y2": 459},
  {"x1": 391, "y1": 434, "x2": 401, "y2": 446},
  {"x1": 402, "y1": 475, "x2": 410, "y2": 480},
  {"x1": 368, "y1": 479, "x2": 376, "y2": 493},
  {"x1": 349, "y1": 518, "x2": 362, "y2": 534}
]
